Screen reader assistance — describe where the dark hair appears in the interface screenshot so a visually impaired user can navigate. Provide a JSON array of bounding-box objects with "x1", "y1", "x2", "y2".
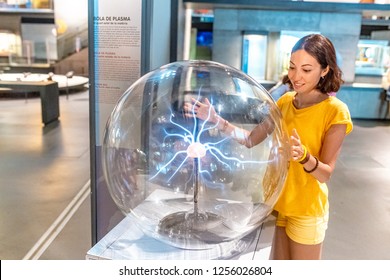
[{"x1": 282, "y1": 34, "x2": 344, "y2": 94}]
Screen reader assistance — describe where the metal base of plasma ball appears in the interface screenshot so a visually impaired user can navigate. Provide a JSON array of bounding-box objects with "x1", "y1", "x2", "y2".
[{"x1": 158, "y1": 211, "x2": 223, "y2": 241}]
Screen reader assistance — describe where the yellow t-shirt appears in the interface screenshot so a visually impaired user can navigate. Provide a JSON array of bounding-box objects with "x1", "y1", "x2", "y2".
[{"x1": 274, "y1": 91, "x2": 353, "y2": 217}]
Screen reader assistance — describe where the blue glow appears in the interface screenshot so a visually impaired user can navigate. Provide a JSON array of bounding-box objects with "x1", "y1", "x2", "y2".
[{"x1": 149, "y1": 95, "x2": 271, "y2": 184}]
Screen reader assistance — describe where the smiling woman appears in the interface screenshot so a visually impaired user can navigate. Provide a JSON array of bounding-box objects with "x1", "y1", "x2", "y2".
[{"x1": 270, "y1": 34, "x2": 353, "y2": 260}]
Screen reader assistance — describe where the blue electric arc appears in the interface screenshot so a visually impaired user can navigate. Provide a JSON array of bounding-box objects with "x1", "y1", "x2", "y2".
[{"x1": 149, "y1": 95, "x2": 272, "y2": 183}]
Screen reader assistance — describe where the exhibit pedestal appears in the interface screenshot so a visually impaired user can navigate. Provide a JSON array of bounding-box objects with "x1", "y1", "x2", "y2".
[
  {"x1": 0, "y1": 80, "x2": 59, "y2": 125},
  {"x1": 86, "y1": 212, "x2": 275, "y2": 260}
]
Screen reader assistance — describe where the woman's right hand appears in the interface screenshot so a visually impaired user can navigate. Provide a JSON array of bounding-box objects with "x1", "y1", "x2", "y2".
[{"x1": 183, "y1": 97, "x2": 218, "y2": 123}]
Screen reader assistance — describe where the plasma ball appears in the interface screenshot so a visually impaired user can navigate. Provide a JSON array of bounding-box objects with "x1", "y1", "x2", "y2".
[
  {"x1": 187, "y1": 142, "x2": 206, "y2": 158},
  {"x1": 102, "y1": 60, "x2": 290, "y2": 253}
]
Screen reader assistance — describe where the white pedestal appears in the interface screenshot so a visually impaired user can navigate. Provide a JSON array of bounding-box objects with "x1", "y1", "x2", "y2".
[{"x1": 87, "y1": 189, "x2": 276, "y2": 260}]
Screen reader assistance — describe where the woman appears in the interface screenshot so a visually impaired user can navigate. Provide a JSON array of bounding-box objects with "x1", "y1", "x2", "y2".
[
  {"x1": 184, "y1": 34, "x2": 352, "y2": 259},
  {"x1": 270, "y1": 34, "x2": 353, "y2": 259}
]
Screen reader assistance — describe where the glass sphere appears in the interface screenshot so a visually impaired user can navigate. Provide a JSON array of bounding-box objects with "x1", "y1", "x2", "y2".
[{"x1": 102, "y1": 60, "x2": 289, "y2": 256}]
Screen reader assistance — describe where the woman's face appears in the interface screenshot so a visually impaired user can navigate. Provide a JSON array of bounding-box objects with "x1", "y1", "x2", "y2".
[{"x1": 288, "y1": 49, "x2": 328, "y2": 95}]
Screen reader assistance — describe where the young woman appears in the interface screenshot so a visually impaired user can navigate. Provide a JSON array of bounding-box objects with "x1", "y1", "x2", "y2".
[
  {"x1": 184, "y1": 34, "x2": 353, "y2": 259},
  {"x1": 270, "y1": 34, "x2": 353, "y2": 259}
]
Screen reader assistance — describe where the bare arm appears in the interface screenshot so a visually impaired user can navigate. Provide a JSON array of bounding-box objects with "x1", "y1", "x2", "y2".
[{"x1": 183, "y1": 97, "x2": 272, "y2": 148}]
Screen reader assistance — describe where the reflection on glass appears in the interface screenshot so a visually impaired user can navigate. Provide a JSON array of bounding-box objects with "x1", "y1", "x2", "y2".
[
  {"x1": 20, "y1": 22, "x2": 57, "y2": 64},
  {"x1": 102, "y1": 60, "x2": 289, "y2": 257}
]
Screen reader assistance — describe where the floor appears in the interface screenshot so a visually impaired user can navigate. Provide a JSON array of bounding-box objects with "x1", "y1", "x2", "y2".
[
  {"x1": 0, "y1": 90, "x2": 389, "y2": 260},
  {"x1": 0, "y1": 90, "x2": 91, "y2": 260}
]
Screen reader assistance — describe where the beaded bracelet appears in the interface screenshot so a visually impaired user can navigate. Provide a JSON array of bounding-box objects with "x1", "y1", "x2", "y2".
[{"x1": 304, "y1": 156, "x2": 319, "y2": 173}]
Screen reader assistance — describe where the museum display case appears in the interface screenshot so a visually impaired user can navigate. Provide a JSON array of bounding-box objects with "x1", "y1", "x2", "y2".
[
  {"x1": 355, "y1": 39, "x2": 389, "y2": 76},
  {"x1": 0, "y1": 2, "x2": 55, "y2": 70}
]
